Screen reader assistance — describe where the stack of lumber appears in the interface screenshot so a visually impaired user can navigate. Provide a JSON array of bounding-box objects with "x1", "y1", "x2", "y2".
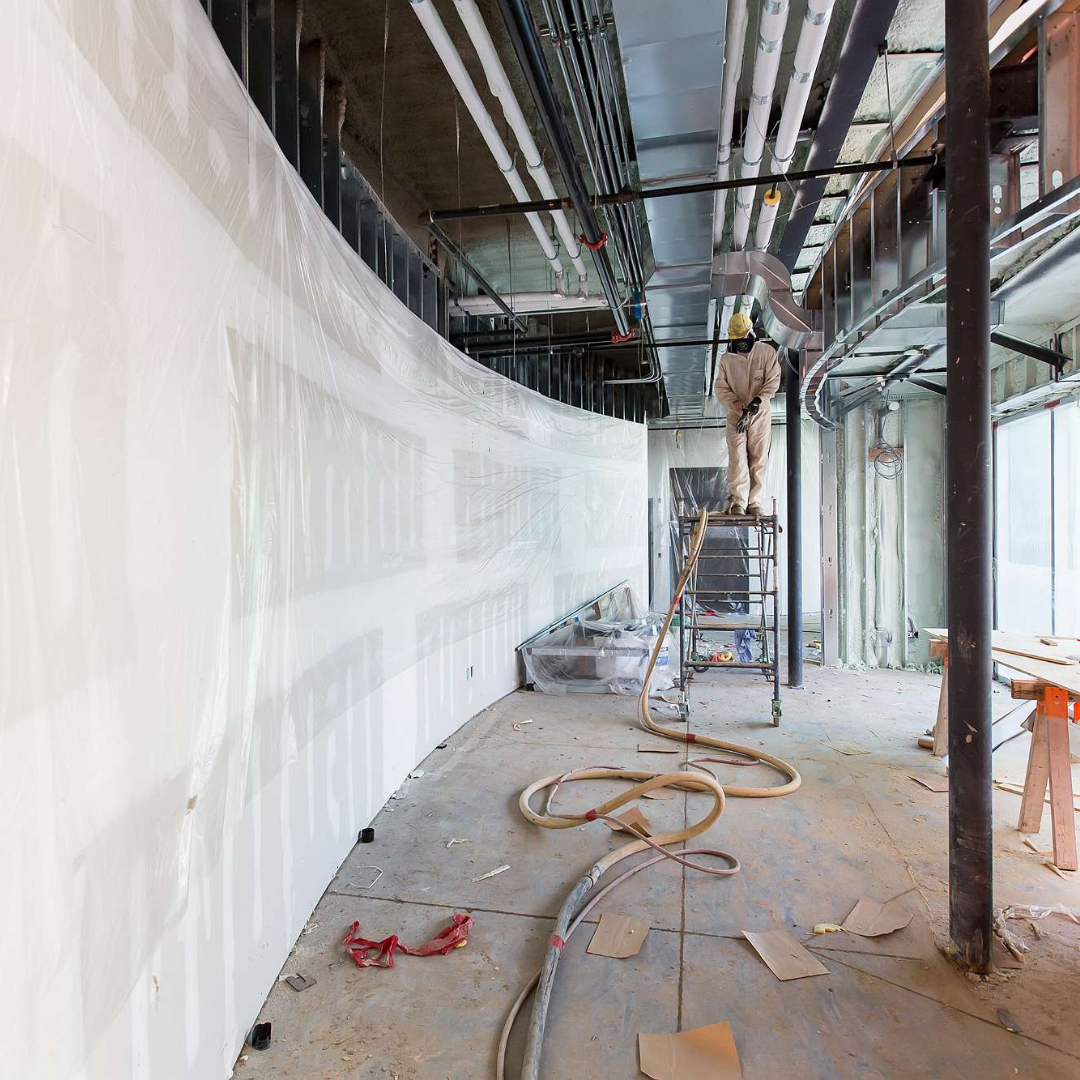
[{"x1": 924, "y1": 628, "x2": 1080, "y2": 697}]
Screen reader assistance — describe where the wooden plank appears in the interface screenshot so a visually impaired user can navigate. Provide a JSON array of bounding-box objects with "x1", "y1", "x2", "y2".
[
  {"x1": 929, "y1": 639, "x2": 948, "y2": 659},
  {"x1": 924, "y1": 628, "x2": 1079, "y2": 666},
  {"x1": 1009, "y1": 677, "x2": 1080, "y2": 702},
  {"x1": 1017, "y1": 714, "x2": 1050, "y2": 833},
  {"x1": 992, "y1": 652, "x2": 1080, "y2": 697}
]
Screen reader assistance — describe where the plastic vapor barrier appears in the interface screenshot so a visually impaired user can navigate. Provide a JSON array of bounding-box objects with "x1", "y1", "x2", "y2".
[{"x1": 0, "y1": 4, "x2": 647, "y2": 1078}]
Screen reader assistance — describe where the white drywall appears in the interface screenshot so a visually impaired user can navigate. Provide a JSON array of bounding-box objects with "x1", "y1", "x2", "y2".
[{"x1": 0, "y1": 4, "x2": 647, "y2": 1077}]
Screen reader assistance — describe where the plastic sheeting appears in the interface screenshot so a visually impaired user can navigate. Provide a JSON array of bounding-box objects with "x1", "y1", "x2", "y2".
[
  {"x1": 648, "y1": 421, "x2": 822, "y2": 620},
  {"x1": 520, "y1": 587, "x2": 676, "y2": 695},
  {"x1": 0, "y1": 4, "x2": 647, "y2": 1078}
]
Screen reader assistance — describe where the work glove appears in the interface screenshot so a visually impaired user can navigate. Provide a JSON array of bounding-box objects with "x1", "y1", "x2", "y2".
[{"x1": 735, "y1": 396, "x2": 762, "y2": 434}]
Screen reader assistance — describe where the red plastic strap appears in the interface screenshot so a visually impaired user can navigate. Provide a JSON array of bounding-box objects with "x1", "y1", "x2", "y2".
[
  {"x1": 584, "y1": 808, "x2": 598, "y2": 821},
  {"x1": 686, "y1": 732, "x2": 698, "y2": 744},
  {"x1": 343, "y1": 913, "x2": 473, "y2": 969},
  {"x1": 550, "y1": 935, "x2": 565, "y2": 951},
  {"x1": 610, "y1": 329, "x2": 636, "y2": 344},
  {"x1": 579, "y1": 230, "x2": 608, "y2": 251}
]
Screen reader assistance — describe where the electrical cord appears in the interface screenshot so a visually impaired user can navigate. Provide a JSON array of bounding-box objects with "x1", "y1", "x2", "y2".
[{"x1": 500, "y1": 512, "x2": 802, "y2": 1080}]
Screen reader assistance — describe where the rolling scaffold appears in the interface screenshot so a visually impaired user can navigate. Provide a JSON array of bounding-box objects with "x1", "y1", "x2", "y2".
[{"x1": 674, "y1": 504, "x2": 782, "y2": 725}]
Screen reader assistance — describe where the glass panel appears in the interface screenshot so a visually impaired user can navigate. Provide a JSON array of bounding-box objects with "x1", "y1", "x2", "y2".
[
  {"x1": 1054, "y1": 399, "x2": 1080, "y2": 635},
  {"x1": 995, "y1": 411, "x2": 1053, "y2": 632}
]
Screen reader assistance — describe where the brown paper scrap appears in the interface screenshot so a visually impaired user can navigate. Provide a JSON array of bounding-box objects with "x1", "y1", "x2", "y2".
[
  {"x1": 638, "y1": 743, "x2": 680, "y2": 754},
  {"x1": 828, "y1": 741, "x2": 870, "y2": 756},
  {"x1": 640, "y1": 785, "x2": 676, "y2": 801},
  {"x1": 586, "y1": 913, "x2": 650, "y2": 958},
  {"x1": 743, "y1": 929, "x2": 829, "y2": 981},
  {"x1": 841, "y1": 897, "x2": 913, "y2": 937},
  {"x1": 908, "y1": 773, "x2": 949, "y2": 793},
  {"x1": 604, "y1": 807, "x2": 653, "y2": 837},
  {"x1": 639, "y1": 1021, "x2": 743, "y2": 1080}
]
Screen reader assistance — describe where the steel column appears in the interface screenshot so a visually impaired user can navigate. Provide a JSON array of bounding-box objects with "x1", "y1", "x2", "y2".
[
  {"x1": 273, "y1": 0, "x2": 301, "y2": 167},
  {"x1": 323, "y1": 80, "x2": 345, "y2": 229},
  {"x1": 248, "y1": 0, "x2": 275, "y2": 128},
  {"x1": 945, "y1": 0, "x2": 993, "y2": 972},
  {"x1": 211, "y1": 0, "x2": 247, "y2": 81},
  {"x1": 298, "y1": 39, "x2": 325, "y2": 206},
  {"x1": 786, "y1": 352, "x2": 803, "y2": 688}
]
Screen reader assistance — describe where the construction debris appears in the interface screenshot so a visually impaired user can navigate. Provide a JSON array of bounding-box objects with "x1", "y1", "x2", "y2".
[
  {"x1": 471, "y1": 864, "x2": 510, "y2": 882},
  {"x1": 743, "y1": 929, "x2": 829, "y2": 981},
  {"x1": 638, "y1": 1020, "x2": 743, "y2": 1080},
  {"x1": 841, "y1": 897, "x2": 913, "y2": 937},
  {"x1": 587, "y1": 914, "x2": 650, "y2": 958}
]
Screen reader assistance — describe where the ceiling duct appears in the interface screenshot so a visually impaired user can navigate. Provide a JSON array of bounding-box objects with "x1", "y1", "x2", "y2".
[
  {"x1": 710, "y1": 250, "x2": 818, "y2": 348},
  {"x1": 611, "y1": 0, "x2": 728, "y2": 416}
]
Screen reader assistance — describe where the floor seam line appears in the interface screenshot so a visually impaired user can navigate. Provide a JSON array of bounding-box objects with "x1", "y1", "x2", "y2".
[{"x1": 824, "y1": 953, "x2": 1080, "y2": 1062}]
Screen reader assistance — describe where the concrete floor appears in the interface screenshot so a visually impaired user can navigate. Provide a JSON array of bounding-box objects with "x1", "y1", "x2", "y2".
[{"x1": 234, "y1": 667, "x2": 1080, "y2": 1079}]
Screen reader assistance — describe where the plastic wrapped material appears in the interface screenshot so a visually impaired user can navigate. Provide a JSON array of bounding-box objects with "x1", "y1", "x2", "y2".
[
  {"x1": 520, "y1": 588, "x2": 676, "y2": 695},
  {"x1": 994, "y1": 903, "x2": 1080, "y2": 958},
  {"x1": 0, "y1": 5, "x2": 646, "y2": 1079}
]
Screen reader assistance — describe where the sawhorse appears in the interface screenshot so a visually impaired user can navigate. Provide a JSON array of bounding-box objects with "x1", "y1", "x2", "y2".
[
  {"x1": 926, "y1": 639, "x2": 1079, "y2": 870},
  {"x1": 1011, "y1": 679, "x2": 1080, "y2": 871}
]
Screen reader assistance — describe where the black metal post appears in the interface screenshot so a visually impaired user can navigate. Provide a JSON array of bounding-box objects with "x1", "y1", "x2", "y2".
[
  {"x1": 273, "y1": 0, "x2": 300, "y2": 167},
  {"x1": 297, "y1": 39, "x2": 325, "y2": 206},
  {"x1": 248, "y1": 0, "x2": 275, "y2": 129},
  {"x1": 786, "y1": 351, "x2": 803, "y2": 689},
  {"x1": 945, "y1": 0, "x2": 994, "y2": 972},
  {"x1": 322, "y1": 80, "x2": 344, "y2": 229}
]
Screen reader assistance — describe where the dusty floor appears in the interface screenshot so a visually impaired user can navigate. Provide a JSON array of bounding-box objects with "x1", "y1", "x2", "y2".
[{"x1": 234, "y1": 667, "x2": 1080, "y2": 1079}]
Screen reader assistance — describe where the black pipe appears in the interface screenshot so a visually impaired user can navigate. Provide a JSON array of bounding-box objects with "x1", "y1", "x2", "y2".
[
  {"x1": 990, "y1": 331, "x2": 1069, "y2": 376},
  {"x1": 777, "y1": 0, "x2": 903, "y2": 270},
  {"x1": 457, "y1": 334, "x2": 734, "y2": 355},
  {"x1": 945, "y1": 0, "x2": 993, "y2": 973},
  {"x1": 427, "y1": 223, "x2": 527, "y2": 333},
  {"x1": 495, "y1": 0, "x2": 629, "y2": 337},
  {"x1": 786, "y1": 352, "x2": 803, "y2": 689},
  {"x1": 908, "y1": 376, "x2": 947, "y2": 396},
  {"x1": 427, "y1": 154, "x2": 937, "y2": 223}
]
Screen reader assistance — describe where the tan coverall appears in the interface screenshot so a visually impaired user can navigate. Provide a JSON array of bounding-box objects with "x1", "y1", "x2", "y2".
[{"x1": 713, "y1": 341, "x2": 781, "y2": 510}]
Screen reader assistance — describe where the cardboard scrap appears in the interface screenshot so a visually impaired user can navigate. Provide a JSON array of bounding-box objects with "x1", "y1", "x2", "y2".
[
  {"x1": 841, "y1": 897, "x2": 913, "y2": 937},
  {"x1": 742, "y1": 929, "x2": 829, "y2": 981},
  {"x1": 639, "y1": 1021, "x2": 743, "y2": 1080},
  {"x1": 586, "y1": 913, "x2": 650, "y2": 958},
  {"x1": 828, "y1": 741, "x2": 870, "y2": 756},
  {"x1": 640, "y1": 785, "x2": 676, "y2": 801},
  {"x1": 604, "y1": 807, "x2": 653, "y2": 837},
  {"x1": 638, "y1": 743, "x2": 680, "y2": 754},
  {"x1": 909, "y1": 773, "x2": 949, "y2": 793}
]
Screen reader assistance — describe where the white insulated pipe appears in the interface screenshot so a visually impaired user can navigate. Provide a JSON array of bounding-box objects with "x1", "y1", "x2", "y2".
[
  {"x1": 409, "y1": 0, "x2": 566, "y2": 287},
  {"x1": 753, "y1": 0, "x2": 835, "y2": 250},
  {"x1": 452, "y1": 0, "x2": 589, "y2": 286},
  {"x1": 731, "y1": 0, "x2": 790, "y2": 251},
  {"x1": 713, "y1": 0, "x2": 749, "y2": 251}
]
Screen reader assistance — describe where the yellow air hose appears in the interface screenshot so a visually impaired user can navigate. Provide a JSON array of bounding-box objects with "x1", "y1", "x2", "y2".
[{"x1": 501, "y1": 511, "x2": 802, "y2": 1079}]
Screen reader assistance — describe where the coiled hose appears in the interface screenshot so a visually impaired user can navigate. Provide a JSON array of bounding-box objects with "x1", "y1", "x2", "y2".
[{"x1": 500, "y1": 512, "x2": 801, "y2": 1079}]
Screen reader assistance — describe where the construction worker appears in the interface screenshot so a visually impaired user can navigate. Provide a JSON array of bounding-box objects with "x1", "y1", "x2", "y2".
[{"x1": 713, "y1": 312, "x2": 781, "y2": 516}]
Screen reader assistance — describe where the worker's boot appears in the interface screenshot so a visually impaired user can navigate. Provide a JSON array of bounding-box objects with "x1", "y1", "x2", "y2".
[
  {"x1": 746, "y1": 503, "x2": 764, "y2": 517},
  {"x1": 726, "y1": 498, "x2": 745, "y2": 516}
]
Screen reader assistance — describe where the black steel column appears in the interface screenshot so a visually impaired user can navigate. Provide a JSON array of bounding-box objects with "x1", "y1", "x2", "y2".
[
  {"x1": 945, "y1": 0, "x2": 994, "y2": 971},
  {"x1": 211, "y1": 0, "x2": 247, "y2": 81},
  {"x1": 273, "y1": 0, "x2": 301, "y2": 167},
  {"x1": 298, "y1": 39, "x2": 325, "y2": 206},
  {"x1": 786, "y1": 351, "x2": 803, "y2": 688},
  {"x1": 322, "y1": 80, "x2": 345, "y2": 229},
  {"x1": 248, "y1": 0, "x2": 275, "y2": 128}
]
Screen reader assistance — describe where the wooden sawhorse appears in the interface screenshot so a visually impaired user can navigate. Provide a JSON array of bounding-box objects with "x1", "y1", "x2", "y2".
[
  {"x1": 1011, "y1": 679, "x2": 1080, "y2": 871},
  {"x1": 927, "y1": 639, "x2": 1079, "y2": 870}
]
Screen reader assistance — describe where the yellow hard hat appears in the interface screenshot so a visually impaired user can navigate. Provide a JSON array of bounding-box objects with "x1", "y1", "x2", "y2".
[{"x1": 728, "y1": 312, "x2": 753, "y2": 339}]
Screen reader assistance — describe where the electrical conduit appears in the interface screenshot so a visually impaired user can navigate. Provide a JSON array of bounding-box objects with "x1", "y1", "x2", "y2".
[
  {"x1": 731, "y1": 0, "x2": 791, "y2": 251},
  {"x1": 452, "y1": 0, "x2": 590, "y2": 289},
  {"x1": 505, "y1": 513, "x2": 801, "y2": 1079},
  {"x1": 409, "y1": 0, "x2": 567, "y2": 290},
  {"x1": 753, "y1": 0, "x2": 836, "y2": 251}
]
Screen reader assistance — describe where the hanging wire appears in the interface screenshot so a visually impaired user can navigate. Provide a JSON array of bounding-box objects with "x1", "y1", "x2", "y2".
[{"x1": 871, "y1": 394, "x2": 905, "y2": 480}]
